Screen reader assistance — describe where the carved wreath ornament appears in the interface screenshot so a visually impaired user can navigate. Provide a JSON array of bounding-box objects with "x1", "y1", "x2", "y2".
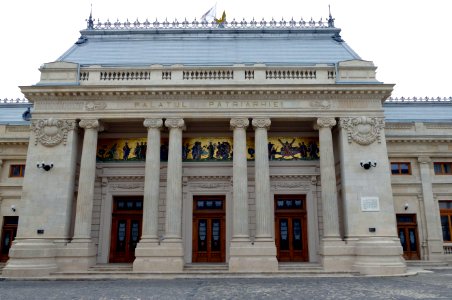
[
  {"x1": 340, "y1": 117, "x2": 384, "y2": 145},
  {"x1": 32, "y1": 118, "x2": 76, "y2": 147}
]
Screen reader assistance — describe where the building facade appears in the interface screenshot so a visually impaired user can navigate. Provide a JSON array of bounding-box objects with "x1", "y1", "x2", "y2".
[{"x1": 0, "y1": 15, "x2": 451, "y2": 277}]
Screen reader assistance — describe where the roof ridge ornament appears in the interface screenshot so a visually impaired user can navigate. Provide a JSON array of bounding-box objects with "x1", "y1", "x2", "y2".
[
  {"x1": 84, "y1": 16, "x2": 336, "y2": 30},
  {"x1": 386, "y1": 97, "x2": 452, "y2": 103},
  {"x1": 328, "y1": 5, "x2": 335, "y2": 28},
  {"x1": 86, "y1": 4, "x2": 94, "y2": 30}
]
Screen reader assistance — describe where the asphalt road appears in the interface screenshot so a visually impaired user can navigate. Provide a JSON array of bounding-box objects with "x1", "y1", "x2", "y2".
[{"x1": 1, "y1": 269, "x2": 452, "y2": 299}]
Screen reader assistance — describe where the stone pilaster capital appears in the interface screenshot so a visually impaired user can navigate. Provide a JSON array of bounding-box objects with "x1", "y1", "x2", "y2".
[
  {"x1": 316, "y1": 117, "x2": 336, "y2": 129},
  {"x1": 418, "y1": 156, "x2": 431, "y2": 164},
  {"x1": 252, "y1": 118, "x2": 271, "y2": 130},
  {"x1": 144, "y1": 118, "x2": 163, "y2": 129},
  {"x1": 230, "y1": 118, "x2": 249, "y2": 129},
  {"x1": 164, "y1": 118, "x2": 185, "y2": 129},
  {"x1": 79, "y1": 119, "x2": 104, "y2": 131}
]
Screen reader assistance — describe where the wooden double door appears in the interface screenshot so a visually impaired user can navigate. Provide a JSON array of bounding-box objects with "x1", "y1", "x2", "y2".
[
  {"x1": 396, "y1": 214, "x2": 420, "y2": 260},
  {"x1": 192, "y1": 195, "x2": 226, "y2": 263},
  {"x1": 109, "y1": 197, "x2": 143, "y2": 263},
  {"x1": 275, "y1": 195, "x2": 309, "y2": 262},
  {"x1": 0, "y1": 216, "x2": 18, "y2": 262}
]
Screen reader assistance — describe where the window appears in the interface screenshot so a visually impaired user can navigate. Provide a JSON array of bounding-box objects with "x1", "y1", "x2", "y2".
[
  {"x1": 440, "y1": 201, "x2": 452, "y2": 242},
  {"x1": 434, "y1": 162, "x2": 452, "y2": 175},
  {"x1": 9, "y1": 165, "x2": 25, "y2": 177},
  {"x1": 391, "y1": 162, "x2": 411, "y2": 175}
]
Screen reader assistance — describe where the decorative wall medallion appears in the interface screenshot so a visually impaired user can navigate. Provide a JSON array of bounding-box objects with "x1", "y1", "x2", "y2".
[
  {"x1": 340, "y1": 117, "x2": 384, "y2": 145},
  {"x1": 32, "y1": 119, "x2": 76, "y2": 147},
  {"x1": 310, "y1": 100, "x2": 331, "y2": 110},
  {"x1": 85, "y1": 101, "x2": 107, "y2": 111}
]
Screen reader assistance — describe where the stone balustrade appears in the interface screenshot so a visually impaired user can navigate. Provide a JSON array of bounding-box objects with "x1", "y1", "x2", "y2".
[{"x1": 74, "y1": 65, "x2": 337, "y2": 86}]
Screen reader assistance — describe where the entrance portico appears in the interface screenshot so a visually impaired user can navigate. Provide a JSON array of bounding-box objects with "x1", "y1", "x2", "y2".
[{"x1": 3, "y1": 17, "x2": 407, "y2": 277}]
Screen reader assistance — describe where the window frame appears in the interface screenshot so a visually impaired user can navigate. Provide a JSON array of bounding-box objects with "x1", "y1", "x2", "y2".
[
  {"x1": 434, "y1": 162, "x2": 452, "y2": 175},
  {"x1": 8, "y1": 164, "x2": 26, "y2": 178},
  {"x1": 440, "y1": 201, "x2": 452, "y2": 242},
  {"x1": 390, "y1": 162, "x2": 412, "y2": 175}
]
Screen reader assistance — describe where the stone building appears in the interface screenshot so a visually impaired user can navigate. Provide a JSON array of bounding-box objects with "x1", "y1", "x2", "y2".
[{"x1": 0, "y1": 14, "x2": 451, "y2": 277}]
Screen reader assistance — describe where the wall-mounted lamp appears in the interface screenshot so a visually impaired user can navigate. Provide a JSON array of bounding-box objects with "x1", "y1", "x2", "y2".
[
  {"x1": 404, "y1": 203, "x2": 409, "y2": 210},
  {"x1": 360, "y1": 161, "x2": 377, "y2": 170},
  {"x1": 11, "y1": 205, "x2": 16, "y2": 212},
  {"x1": 37, "y1": 161, "x2": 54, "y2": 171}
]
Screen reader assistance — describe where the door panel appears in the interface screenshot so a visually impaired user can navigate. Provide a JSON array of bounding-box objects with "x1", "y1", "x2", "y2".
[
  {"x1": 396, "y1": 214, "x2": 420, "y2": 260},
  {"x1": 109, "y1": 197, "x2": 143, "y2": 263},
  {"x1": 0, "y1": 216, "x2": 18, "y2": 262},
  {"x1": 192, "y1": 196, "x2": 225, "y2": 263},
  {"x1": 275, "y1": 195, "x2": 308, "y2": 262}
]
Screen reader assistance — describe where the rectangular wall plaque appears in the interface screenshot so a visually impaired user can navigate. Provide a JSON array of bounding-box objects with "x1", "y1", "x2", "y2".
[{"x1": 361, "y1": 197, "x2": 380, "y2": 212}]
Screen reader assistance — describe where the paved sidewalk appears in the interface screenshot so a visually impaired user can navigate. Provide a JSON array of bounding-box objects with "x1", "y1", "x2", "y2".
[{"x1": 1, "y1": 268, "x2": 452, "y2": 299}]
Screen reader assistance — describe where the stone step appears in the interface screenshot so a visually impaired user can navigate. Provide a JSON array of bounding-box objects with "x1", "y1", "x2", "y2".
[
  {"x1": 184, "y1": 263, "x2": 229, "y2": 272},
  {"x1": 0, "y1": 262, "x2": 6, "y2": 275},
  {"x1": 278, "y1": 262, "x2": 322, "y2": 271},
  {"x1": 406, "y1": 260, "x2": 449, "y2": 268},
  {"x1": 89, "y1": 263, "x2": 133, "y2": 272}
]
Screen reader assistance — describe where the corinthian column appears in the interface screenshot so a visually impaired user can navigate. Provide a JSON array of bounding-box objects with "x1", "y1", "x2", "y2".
[
  {"x1": 316, "y1": 117, "x2": 340, "y2": 239},
  {"x1": 141, "y1": 119, "x2": 163, "y2": 241},
  {"x1": 164, "y1": 118, "x2": 185, "y2": 240},
  {"x1": 230, "y1": 118, "x2": 250, "y2": 241},
  {"x1": 252, "y1": 118, "x2": 273, "y2": 240},
  {"x1": 73, "y1": 119, "x2": 103, "y2": 242}
]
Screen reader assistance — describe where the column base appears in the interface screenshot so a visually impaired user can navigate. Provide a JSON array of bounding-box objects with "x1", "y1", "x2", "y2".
[
  {"x1": 56, "y1": 239, "x2": 97, "y2": 272},
  {"x1": 2, "y1": 239, "x2": 58, "y2": 277},
  {"x1": 319, "y1": 238, "x2": 355, "y2": 272},
  {"x1": 133, "y1": 239, "x2": 184, "y2": 272},
  {"x1": 353, "y1": 237, "x2": 406, "y2": 275},
  {"x1": 229, "y1": 240, "x2": 278, "y2": 272}
]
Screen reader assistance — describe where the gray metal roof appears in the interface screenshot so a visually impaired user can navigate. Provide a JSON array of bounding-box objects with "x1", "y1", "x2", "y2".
[
  {"x1": 0, "y1": 102, "x2": 32, "y2": 125},
  {"x1": 58, "y1": 27, "x2": 360, "y2": 66},
  {"x1": 383, "y1": 98, "x2": 452, "y2": 122}
]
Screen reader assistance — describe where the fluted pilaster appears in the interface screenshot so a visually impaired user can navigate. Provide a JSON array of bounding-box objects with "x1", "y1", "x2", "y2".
[
  {"x1": 73, "y1": 119, "x2": 103, "y2": 241},
  {"x1": 230, "y1": 118, "x2": 250, "y2": 240},
  {"x1": 316, "y1": 117, "x2": 340, "y2": 239},
  {"x1": 418, "y1": 156, "x2": 444, "y2": 260},
  {"x1": 252, "y1": 118, "x2": 273, "y2": 240},
  {"x1": 141, "y1": 119, "x2": 163, "y2": 241},
  {"x1": 164, "y1": 118, "x2": 185, "y2": 240}
]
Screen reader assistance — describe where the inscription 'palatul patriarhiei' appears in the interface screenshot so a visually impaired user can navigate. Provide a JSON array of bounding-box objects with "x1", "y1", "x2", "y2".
[{"x1": 134, "y1": 100, "x2": 284, "y2": 109}]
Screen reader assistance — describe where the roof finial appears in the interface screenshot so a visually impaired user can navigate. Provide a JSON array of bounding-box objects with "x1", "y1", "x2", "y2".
[
  {"x1": 328, "y1": 5, "x2": 335, "y2": 28},
  {"x1": 86, "y1": 4, "x2": 94, "y2": 29}
]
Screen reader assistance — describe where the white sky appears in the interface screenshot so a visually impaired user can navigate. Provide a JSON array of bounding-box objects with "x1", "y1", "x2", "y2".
[{"x1": 1, "y1": 0, "x2": 451, "y2": 99}]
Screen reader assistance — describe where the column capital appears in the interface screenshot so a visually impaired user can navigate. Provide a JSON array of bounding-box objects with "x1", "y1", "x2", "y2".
[
  {"x1": 252, "y1": 118, "x2": 271, "y2": 129},
  {"x1": 79, "y1": 119, "x2": 103, "y2": 131},
  {"x1": 418, "y1": 156, "x2": 431, "y2": 164},
  {"x1": 316, "y1": 117, "x2": 336, "y2": 129},
  {"x1": 165, "y1": 118, "x2": 185, "y2": 129},
  {"x1": 144, "y1": 118, "x2": 163, "y2": 129},
  {"x1": 230, "y1": 118, "x2": 249, "y2": 129}
]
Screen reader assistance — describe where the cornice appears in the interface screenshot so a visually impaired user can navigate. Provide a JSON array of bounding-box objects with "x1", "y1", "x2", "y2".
[
  {"x1": 0, "y1": 140, "x2": 29, "y2": 145},
  {"x1": 386, "y1": 137, "x2": 452, "y2": 143},
  {"x1": 21, "y1": 85, "x2": 393, "y2": 102}
]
